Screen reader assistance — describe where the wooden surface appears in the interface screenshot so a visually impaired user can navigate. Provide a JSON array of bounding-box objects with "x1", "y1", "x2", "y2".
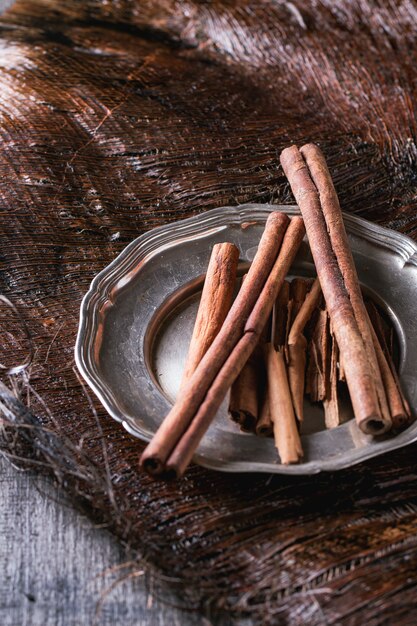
[
  {"x1": 0, "y1": 456, "x2": 224, "y2": 626},
  {"x1": 1, "y1": 1, "x2": 417, "y2": 624},
  {"x1": 0, "y1": 2, "x2": 221, "y2": 620}
]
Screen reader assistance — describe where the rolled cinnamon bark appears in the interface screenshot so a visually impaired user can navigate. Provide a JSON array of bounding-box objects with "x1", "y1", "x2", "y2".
[
  {"x1": 180, "y1": 242, "x2": 239, "y2": 389},
  {"x1": 256, "y1": 282, "x2": 290, "y2": 438},
  {"x1": 338, "y1": 345, "x2": 346, "y2": 382},
  {"x1": 299, "y1": 143, "x2": 391, "y2": 427},
  {"x1": 289, "y1": 278, "x2": 311, "y2": 322},
  {"x1": 369, "y1": 325, "x2": 408, "y2": 429},
  {"x1": 323, "y1": 327, "x2": 341, "y2": 429},
  {"x1": 284, "y1": 279, "x2": 310, "y2": 353},
  {"x1": 228, "y1": 348, "x2": 261, "y2": 432},
  {"x1": 307, "y1": 308, "x2": 330, "y2": 402},
  {"x1": 288, "y1": 279, "x2": 322, "y2": 346},
  {"x1": 280, "y1": 144, "x2": 391, "y2": 435},
  {"x1": 163, "y1": 217, "x2": 306, "y2": 478},
  {"x1": 366, "y1": 300, "x2": 411, "y2": 427},
  {"x1": 366, "y1": 300, "x2": 394, "y2": 357},
  {"x1": 273, "y1": 280, "x2": 290, "y2": 349},
  {"x1": 287, "y1": 278, "x2": 322, "y2": 421},
  {"x1": 265, "y1": 343, "x2": 303, "y2": 464},
  {"x1": 141, "y1": 211, "x2": 291, "y2": 475},
  {"x1": 255, "y1": 389, "x2": 273, "y2": 437},
  {"x1": 229, "y1": 274, "x2": 262, "y2": 433}
]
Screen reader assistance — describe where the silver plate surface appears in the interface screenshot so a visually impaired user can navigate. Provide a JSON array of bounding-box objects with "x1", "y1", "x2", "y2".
[{"x1": 75, "y1": 204, "x2": 417, "y2": 475}]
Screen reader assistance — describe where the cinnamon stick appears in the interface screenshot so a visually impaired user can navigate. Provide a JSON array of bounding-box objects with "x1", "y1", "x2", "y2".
[
  {"x1": 255, "y1": 388, "x2": 273, "y2": 437},
  {"x1": 161, "y1": 217, "x2": 305, "y2": 478},
  {"x1": 273, "y1": 280, "x2": 290, "y2": 349},
  {"x1": 229, "y1": 275, "x2": 263, "y2": 433},
  {"x1": 228, "y1": 347, "x2": 261, "y2": 432},
  {"x1": 265, "y1": 343, "x2": 303, "y2": 464},
  {"x1": 180, "y1": 242, "x2": 239, "y2": 389},
  {"x1": 280, "y1": 145, "x2": 391, "y2": 435},
  {"x1": 287, "y1": 278, "x2": 322, "y2": 421},
  {"x1": 368, "y1": 324, "x2": 409, "y2": 429},
  {"x1": 366, "y1": 302, "x2": 411, "y2": 429},
  {"x1": 323, "y1": 326, "x2": 341, "y2": 428},
  {"x1": 284, "y1": 278, "x2": 309, "y2": 351},
  {"x1": 306, "y1": 308, "x2": 342, "y2": 427},
  {"x1": 299, "y1": 143, "x2": 391, "y2": 429},
  {"x1": 338, "y1": 345, "x2": 346, "y2": 382},
  {"x1": 257, "y1": 281, "x2": 290, "y2": 438},
  {"x1": 288, "y1": 279, "x2": 322, "y2": 346},
  {"x1": 367, "y1": 301, "x2": 394, "y2": 359},
  {"x1": 289, "y1": 278, "x2": 311, "y2": 322},
  {"x1": 307, "y1": 309, "x2": 329, "y2": 402},
  {"x1": 141, "y1": 211, "x2": 291, "y2": 476}
]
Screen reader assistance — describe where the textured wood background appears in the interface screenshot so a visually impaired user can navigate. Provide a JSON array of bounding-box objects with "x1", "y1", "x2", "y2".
[{"x1": 1, "y1": 1, "x2": 417, "y2": 624}]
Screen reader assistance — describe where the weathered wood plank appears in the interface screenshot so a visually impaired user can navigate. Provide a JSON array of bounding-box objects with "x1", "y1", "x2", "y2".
[{"x1": 0, "y1": 458, "x2": 219, "y2": 626}]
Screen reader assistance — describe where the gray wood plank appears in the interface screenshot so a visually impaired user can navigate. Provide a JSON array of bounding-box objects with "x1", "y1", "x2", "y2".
[
  {"x1": 0, "y1": 458, "x2": 213, "y2": 626},
  {"x1": 0, "y1": 1, "x2": 13, "y2": 14}
]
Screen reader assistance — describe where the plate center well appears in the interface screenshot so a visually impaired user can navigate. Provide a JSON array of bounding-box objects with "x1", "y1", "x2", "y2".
[{"x1": 148, "y1": 275, "x2": 357, "y2": 436}]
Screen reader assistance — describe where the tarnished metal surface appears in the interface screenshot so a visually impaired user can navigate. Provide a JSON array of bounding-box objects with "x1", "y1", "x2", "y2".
[{"x1": 76, "y1": 204, "x2": 417, "y2": 474}]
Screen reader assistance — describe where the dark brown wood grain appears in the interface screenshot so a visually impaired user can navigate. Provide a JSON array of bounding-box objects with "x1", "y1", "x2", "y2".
[{"x1": 1, "y1": 1, "x2": 417, "y2": 624}]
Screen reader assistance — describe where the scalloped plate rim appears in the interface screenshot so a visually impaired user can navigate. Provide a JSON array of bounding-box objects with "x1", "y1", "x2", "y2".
[{"x1": 75, "y1": 204, "x2": 417, "y2": 475}]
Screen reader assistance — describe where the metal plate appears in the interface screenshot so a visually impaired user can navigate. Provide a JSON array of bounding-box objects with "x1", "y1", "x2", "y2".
[{"x1": 75, "y1": 204, "x2": 417, "y2": 475}]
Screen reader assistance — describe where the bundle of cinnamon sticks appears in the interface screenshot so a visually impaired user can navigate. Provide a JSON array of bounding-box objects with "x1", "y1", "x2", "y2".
[
  {"x1": 229, "y1": 275, "x2": 323, "y2": 463},
  {"x1": 280, "y1": 144, "x2": 411, "y2": 435},
  {"x1": 140, "y1": 143, "x2": 412, "y2": 479}
]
